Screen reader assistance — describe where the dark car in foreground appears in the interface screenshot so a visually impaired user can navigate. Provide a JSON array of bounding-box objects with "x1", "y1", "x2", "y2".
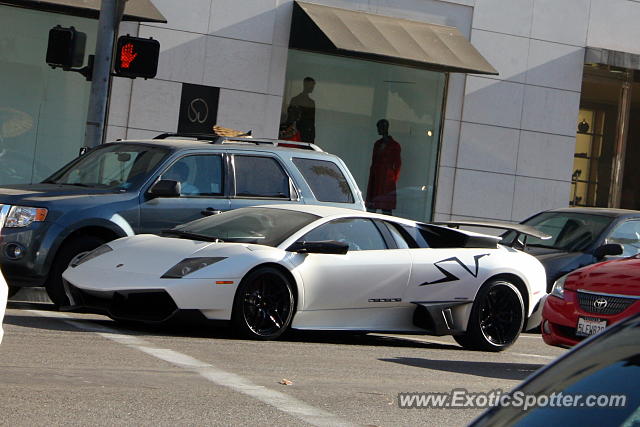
[
  {"x1": 0, "y1": 133, "x2": 364, "y2": 306},
  {"x1": 471, "y1": 313, "x2": 640, "y2": 426},
  {"x1": 542, "y1": 256, "x2": 640, "y2": 347},
  {"x1": 504, "y1": 208, "x2": 640, "y2": 291}
]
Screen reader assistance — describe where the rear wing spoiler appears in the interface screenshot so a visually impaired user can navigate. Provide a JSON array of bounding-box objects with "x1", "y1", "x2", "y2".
[{"x1": 433, "y1": 220, "x2": 551, "y2": 249}]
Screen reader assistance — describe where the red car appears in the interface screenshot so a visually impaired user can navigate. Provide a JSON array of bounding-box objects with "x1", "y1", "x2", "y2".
[{"x1": 542, "y1": 255, "x2": 640, "y2": 347}]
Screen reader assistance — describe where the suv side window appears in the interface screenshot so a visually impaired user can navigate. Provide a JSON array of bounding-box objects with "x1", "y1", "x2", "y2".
[
  {"x1": 292, "y1": 157, "x2": 354, "y2": 203},
  {"x1": 301, "y1": 218, "x2": 387, "y2": 251},
  {"x1": 234, "y1": 155, "x2": 290, "y2": 198},
  {"x1": 161, "y1": 155, "x2": 223, "y2": 196},
  {"x1": 606, "y1": 220, "x2": 640, "y2": 256}
]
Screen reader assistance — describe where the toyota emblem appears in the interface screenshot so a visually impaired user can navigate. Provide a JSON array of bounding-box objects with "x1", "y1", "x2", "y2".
[{"x1": 593, "y1": 297, "x2": 608, "y2": 309}]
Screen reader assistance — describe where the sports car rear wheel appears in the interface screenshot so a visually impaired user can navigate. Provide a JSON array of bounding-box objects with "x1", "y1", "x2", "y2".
[
  {"x1": 232, "y1": 267, "x2": 294, "y2": 340},
  {"x1": 454, "y1": 280, "x2": 524, "y2": 352}
]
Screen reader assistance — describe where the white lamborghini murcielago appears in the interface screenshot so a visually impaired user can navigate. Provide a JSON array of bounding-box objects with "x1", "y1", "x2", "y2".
[{"x1": 62, "y1": 205, "x2": 548, "y2": 351}]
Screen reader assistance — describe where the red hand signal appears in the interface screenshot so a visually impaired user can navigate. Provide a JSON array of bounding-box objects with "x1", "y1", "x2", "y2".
[{"x1": 120, "y1": 43, "x2": 138, "y2": 69}]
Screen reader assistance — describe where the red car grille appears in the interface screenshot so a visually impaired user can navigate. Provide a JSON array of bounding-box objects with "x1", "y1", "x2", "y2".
[{"x1": 577, "y1": 291, "x2": 635, "y2": 315}]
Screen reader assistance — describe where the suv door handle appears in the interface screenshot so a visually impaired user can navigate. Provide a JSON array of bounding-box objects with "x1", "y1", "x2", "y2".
[{"x1": 201, "y1": 208, "x2": 222, "y2": 216}]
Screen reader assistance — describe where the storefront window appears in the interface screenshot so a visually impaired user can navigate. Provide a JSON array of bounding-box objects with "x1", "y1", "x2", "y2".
[
  {"x1": 282, "y1": 50, "x2": 446, "y2": 222},
  {"x1": 0, "y1": 6, "x2": 96, "y2": 185}
]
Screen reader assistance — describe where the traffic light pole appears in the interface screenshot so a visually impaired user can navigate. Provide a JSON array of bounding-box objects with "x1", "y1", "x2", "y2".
[{"x1": 83, "y1": 0, "x2": 126, "y2": 149}]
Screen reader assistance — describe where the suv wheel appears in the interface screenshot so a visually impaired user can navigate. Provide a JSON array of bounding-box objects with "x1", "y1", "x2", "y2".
[{"x1": 46, "y1": 236, "x2": 105, "y2": 307}]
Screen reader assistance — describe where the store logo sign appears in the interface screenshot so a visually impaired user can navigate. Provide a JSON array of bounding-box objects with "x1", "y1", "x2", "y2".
[
  {"x1": 178, "y1": 84, "x2": 219, "y2": 133},
  {"x1": 187, "y1": 98, "x2": 209, "y2": 124}
]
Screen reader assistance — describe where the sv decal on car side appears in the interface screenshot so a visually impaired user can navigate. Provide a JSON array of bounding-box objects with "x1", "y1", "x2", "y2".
[{"x1": 420, "y1": 254, "x2": 490, "y2": 286}]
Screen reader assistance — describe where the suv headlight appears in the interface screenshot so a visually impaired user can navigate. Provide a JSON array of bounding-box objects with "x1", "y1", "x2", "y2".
[
  {"x1": 4, "y1": 206, "x2": 48, "y2": 228},
  {"x1": 70, "y1": 244, "x2": 113, "y2": 268},
  {"x1": 161, "y1": 257, "x2": 226, "y2": 278},
  {"x1": 550, "y1": 274, "x2": 568, "y2": 299}
]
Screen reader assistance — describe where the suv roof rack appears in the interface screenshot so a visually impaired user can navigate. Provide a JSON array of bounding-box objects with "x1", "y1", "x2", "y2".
[{"x1": 152, "y1": 132, "x2": 322, "y2": 151}]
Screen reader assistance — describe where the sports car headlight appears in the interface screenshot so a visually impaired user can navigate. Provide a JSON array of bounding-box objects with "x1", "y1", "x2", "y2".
[
  {"x1": 70, "y1": 244, "x2": 113, "y2": 268},
  {"x1": 550, "y1": 274, "x2": 567, "y2": 299},
  {"x1": 161, "y1": 257, "x2": 226, "y2": 278},
  {"x1": 4, "y1": 206, "x2": 48, "y2": 228}
]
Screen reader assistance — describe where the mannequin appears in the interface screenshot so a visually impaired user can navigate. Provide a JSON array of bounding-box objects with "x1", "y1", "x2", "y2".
[
  {"x1": 288, "y1": 76, "x2": 316, "y2": 143},
  {"x1": 366, "y1": 119, "x2": 402, "y2": 215}
]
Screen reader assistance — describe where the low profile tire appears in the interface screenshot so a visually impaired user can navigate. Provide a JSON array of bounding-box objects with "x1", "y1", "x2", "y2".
[
  {"x1": 8, "y1": 286, "x2": 20, "y2": 299},
  {"x1": 45, "y1": 236, "x2": 105, "y2": 307},
  {"x1": 232, "y1": 267, "x2": 295, "y2": 340},
  {"x1": 454, "y1": 280, "x2": 524, "y2": 352}
]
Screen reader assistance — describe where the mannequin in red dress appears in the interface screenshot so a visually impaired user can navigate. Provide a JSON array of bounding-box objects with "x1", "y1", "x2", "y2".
[{"x1": 366, "y1": 119, "x2": 401, "y2": 215}]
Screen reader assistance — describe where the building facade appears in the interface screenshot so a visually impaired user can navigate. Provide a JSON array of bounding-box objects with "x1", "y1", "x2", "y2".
[{"x1": 2, "y1": 0, "x2": 640, "y2": 224}]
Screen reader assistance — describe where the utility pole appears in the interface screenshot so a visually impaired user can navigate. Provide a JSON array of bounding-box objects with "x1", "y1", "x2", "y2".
[{"x1": 83, "y1": 0, "x2": 127, "y2": 149}]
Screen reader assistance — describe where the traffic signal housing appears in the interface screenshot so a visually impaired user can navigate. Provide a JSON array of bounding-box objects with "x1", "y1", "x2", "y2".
[
  {"x1": 46, "y1": 25, "x2": 86, "y2": 68},
  {"x1": 114, "y1": 35, "x2": 160, "y2": 79}
]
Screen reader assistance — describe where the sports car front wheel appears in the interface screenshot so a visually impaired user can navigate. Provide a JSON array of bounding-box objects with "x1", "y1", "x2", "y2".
[
  {"x1": 232, "y1": 267, "x2": 295, "y2": 340},
  {"x1": 454, "y1": 280, "x2": 524, "y2": 352}
]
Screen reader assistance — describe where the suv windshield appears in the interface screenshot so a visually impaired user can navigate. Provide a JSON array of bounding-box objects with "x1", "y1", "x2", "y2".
[
  {"x1": 44, "y1": 144, "x2": 169, "y2": 190},
  {"x1": 502, "y1": 212, "x2": 613, "y2": 251},
  {"x1": 167, "y1": 207, "x2": 319, "y2": 246}
]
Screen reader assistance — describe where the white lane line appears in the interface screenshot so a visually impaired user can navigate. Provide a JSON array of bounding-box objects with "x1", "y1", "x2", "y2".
[
  {"x1": 509, "y1": 353, "x2": 556, "y2": 360},
  {"x1": 28, "y1": 310, "x2": 355, "y2": 427}
]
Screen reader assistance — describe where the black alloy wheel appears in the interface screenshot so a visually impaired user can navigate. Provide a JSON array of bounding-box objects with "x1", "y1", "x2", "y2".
[
  {"x1": 478, "y1": 283, "x2": 523, "y2": 346},
  {"x1": 232, "y1": 267, "x2": 294, "y2": 340},
  {"x1": 454, "y1": 280, "x2": 524, "y2": 352}
]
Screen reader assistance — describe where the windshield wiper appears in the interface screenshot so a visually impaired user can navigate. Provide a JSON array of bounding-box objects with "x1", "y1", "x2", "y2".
[{"x1": 162, "y1": 229, "x2": 222, "y2": 242}]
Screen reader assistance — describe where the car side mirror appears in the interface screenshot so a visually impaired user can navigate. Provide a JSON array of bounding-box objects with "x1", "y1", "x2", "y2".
[
  {"x1": 593, "y1": 243, "x2": 623, "y2": 260},
  {"x1": 148, "y1": 179, "x2": 181, "y2": 198},
  {"x1": 287, "y1": 240, "x2": 349, "y2": 255}
]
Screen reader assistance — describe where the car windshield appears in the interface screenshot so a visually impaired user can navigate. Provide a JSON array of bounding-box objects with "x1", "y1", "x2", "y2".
[
  {"x1": 472, "y1": 317, "x2": 640, "y2": 427},
  {"x1": 501, "y1": 212, "x2": 613, "y2": 251},
  {"x1": 44, "y1": 144, "x2": 170, "y2": 190},
  {"x1": 167, "y1": 207, "x2": 319, "y2": 247}
]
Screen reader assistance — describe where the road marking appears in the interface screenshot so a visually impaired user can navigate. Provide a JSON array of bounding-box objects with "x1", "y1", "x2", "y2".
[
  {"x1": 28, "y1": 310, "x2": 355, "y2": 427},
  {"x1": 509, "y1": 352, "x2": 556, "y2": 360}
]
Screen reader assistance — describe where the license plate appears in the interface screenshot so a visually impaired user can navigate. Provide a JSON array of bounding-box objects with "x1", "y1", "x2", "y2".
[{"x1": 576, "y1": 317, "x2": 607, "y2": 337}]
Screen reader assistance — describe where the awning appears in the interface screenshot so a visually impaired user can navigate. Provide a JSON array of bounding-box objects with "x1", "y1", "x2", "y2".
[
  {"x1": 585, "y1": 47, "x2": 640, "y2": 71},
  {"x1": 1, "y1": 0, "x2": 166, "y2": 23},
  {"x1": 290, "y1": 1, "x2": 497, "y2": 75}
]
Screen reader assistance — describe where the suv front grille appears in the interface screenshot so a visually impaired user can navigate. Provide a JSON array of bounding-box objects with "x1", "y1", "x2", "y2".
[{"x1": 577, "y1": 291, "x2": 636, "y2": 315}]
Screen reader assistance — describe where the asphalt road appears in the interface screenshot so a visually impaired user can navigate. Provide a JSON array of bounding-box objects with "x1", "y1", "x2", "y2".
[{"x1": 1, "y1": 302, "x2": 567, "y2": 427}]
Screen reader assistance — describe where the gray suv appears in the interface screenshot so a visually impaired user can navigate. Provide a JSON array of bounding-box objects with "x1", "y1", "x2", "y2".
[{"x1": 0, "y1": 134, "x2": 364, "y2": 305}]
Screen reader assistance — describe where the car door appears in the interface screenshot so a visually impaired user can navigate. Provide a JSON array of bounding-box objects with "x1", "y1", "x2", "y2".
[
  {"x1": 138, "y1": 153, "x2": 230, "y2": 233},
  {"x1": 293, "y1": 217, "x2": 411, "y2": 311},
  {"x1": 227, "y1": 154, "x2": 299, "y2": 210},
  {"x1": 392, "y1": 223, "x2": 497, "y2": 303}
]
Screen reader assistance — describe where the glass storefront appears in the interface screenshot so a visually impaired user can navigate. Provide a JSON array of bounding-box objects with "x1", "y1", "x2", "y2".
[
  {"x1": 573, "y1": 65, "x2": 640, "y2": 209},
  {"x1": 0, "y1": 6, "x2": 96, "y2": 185},
  {"x1": 281, "y1": 50, "x2": 446, "y2": 222}
]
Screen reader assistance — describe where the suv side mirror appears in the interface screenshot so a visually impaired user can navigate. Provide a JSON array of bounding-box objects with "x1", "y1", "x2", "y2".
[
  {"x1": 594, "y1": 243, "x2": 624, "y2": 260},
  {"x1": 287, "y1": 240, "x2": 349, "y2": 255},
  {"x1": 148, "y1": 179, "x2": 181, "y2": 198}
]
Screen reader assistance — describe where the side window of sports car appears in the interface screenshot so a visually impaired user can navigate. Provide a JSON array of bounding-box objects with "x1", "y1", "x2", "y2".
[
  {"x1": 384, "y1": 222, "x2": 411, "y2": 249},
  {"x1": 606, "y1": 220, "x2": 640, "y2": 257},
  {"x1": 302, "y1": 218, "x2": 387, "y2": 251},
  {"x1": 397, "y1": 225, "x2": 430, "y2": 248}
]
